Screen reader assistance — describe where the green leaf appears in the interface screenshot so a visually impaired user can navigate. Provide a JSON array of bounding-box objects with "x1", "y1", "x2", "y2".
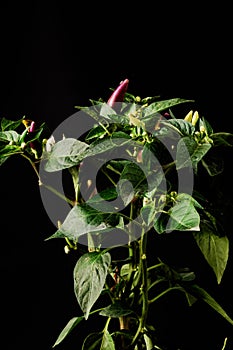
[
  {"x1": 85, "y1": 125, "x2": 107, "y2": 141},
  {"x1": 82, "y1": 330, "x2": 116, "y2": 350},
  {"x1": 154, "y1": 199, "x2": 200, "y2": 233},
  {"x1": 153, "y1": 212, "x2": 169, "y2": 234},
  {"x1": 100, "y1": 330, "x2": 116, "y2": 350},
  {"x1": 44, "y1": 138, "x2": 89, "y2": 172},
  {"x1": 161, "y1": 119, "x2": 195, "y2": 137},
  {"x1": 52, "y1": 316, "x2": 84, "y2": 347},
  {"x1": 0, "y1": 156, "x2": 9, "y2": 166},
  {"x1": 0, "y1": 144, "x2": 22, "y2": 165},
  {"x1": 100, "y1": 102, "x2": 131, "y2": 124},
  {"x1": 119, "y1": 162, "x2": 147, "y2": 196},
  {"x1": 176, "y1": 193, "x2": 203, "y2": 209},
  {"x1": 201, "y1": 155, "x2": 224, "y2": 176},
  {"x1": 99, "y1": 301, "x2": 134, "y2": 317},
  {"x1": 210, "y1": 132, "x2": 233, "y2": 147},
  {"x1": 183, "y1": 284, "x2": 233, "y2": 326},
  {"x1": 84, "y1": 133, "x2": 131, "y2": 159},
  {"x1": 74, "y1": 251, "x2": 111, "y2": 319},
  {"x1": 176, "y1": 136, "x2": 212, "y2": 172},
  {"x1": 0, "y1": 130, "x2": 21, "y2": 143},
  {"x1": 141, "y1": 204, "x2": 157, "y2": 226},
  {"x1": 0, "y1": 116, "x2": 24, "y2": 131},
  {"x1": 45, "y1": 204, "x2": 112, "y2": 241},
  {"x1": 99, "y1": 102, "x2": 117, "y2": 119},
  {"x1": 142, "y1": 98, "x2": 194, "y2": 118},
  {"x1": 86, "y1": 187, "x2": 118, "y2": 211},
  {"x1": 120, "y1": 101, "x2": 137, "y2": 115},
  {"x1": 116, "y1": 179, "x2": 134, "y2": 206},
  {"x1": 199, "y1": 117, "x2": 213, "y2": 135},
  {"x1": 193, "y1": 230, "x2": 229, "y2": 284},
  {"x1": 82, "y1": 332, "x2": 103, "y2": 350},
  {"x1": 107, "y1": 159, "x2": 130, "y2": 174},
  {"x1": 166, "y1": 200, "x2": 200, "y2": 232}
]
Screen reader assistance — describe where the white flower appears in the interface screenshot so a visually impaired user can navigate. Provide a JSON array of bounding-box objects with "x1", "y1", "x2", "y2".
[{"x1": 45, "y1": 135, "x2": 56, "y2": 152}]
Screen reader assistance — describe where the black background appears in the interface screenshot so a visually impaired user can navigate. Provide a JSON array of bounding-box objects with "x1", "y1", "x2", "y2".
[{"x1": 0, "y1": 2, "x2": 232, "y2": 349}]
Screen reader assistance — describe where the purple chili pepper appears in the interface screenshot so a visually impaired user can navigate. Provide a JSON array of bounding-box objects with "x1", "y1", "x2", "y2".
[
  {"x1": 28, "y1": 121, "x2": 36, "y2": 150},
  {"x1": 107, "y1": 79, "x2": 129, "y2": 107},
  {"x1": 29, "y1": 121, "x2": 35, "y2": 132}
]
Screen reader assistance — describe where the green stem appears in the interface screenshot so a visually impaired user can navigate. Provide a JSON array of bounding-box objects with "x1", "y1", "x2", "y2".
[
  {"x1": 123, "y1": 205, "x2": 138, "y2": 299},
  {"x1": 101, "y1": 167, "x2": 117, "y2": 186},
  {"x1": 130, "y1": 228, "x2": 149, "y2": 347},
  {"x1": 21, "y1": 153, "x2": 41, "y2": 181},
  {"x1": 103, "y1": 317, "x2": 111, "y2": 331},
  {"x1": 106, "y1": 163, "x2": 122, "y2": 175},
  {"x1": 89, "y1": 308, "x2": 105, "y2": 316},
  {"x1": 148, "y1": 286, "x2": 182, "y2": 304},
  {"x1": 148, "y1": 278, "x2": 166, "y2": 292},
  {"x1": 221, "y1": 337, "x2": 228, "y2": 350},
  {"x1": 147, "y1": 262, "x2": 164, "y2": 272},
  {"x1": 42, "y1": 183, "x2": 74, "y2": 206},
  {"x1": 68, "y1": 166, "x2": 80, "y2": 203},
  {"x1": 21, "y1": 153, "x2": 75, "y2": 206}
]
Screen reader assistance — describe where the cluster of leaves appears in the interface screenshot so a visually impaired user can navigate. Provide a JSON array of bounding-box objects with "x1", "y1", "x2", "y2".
[{"x1": 1, "y1": 91, "x2": 233, "y2": 349}]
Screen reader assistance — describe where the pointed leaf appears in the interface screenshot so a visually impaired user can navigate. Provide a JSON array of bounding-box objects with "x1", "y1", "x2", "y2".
[
  {"x1": 82, "y1": 332, "x2": 103, "y2": 350},
  {"x1": 118, "y1": 162, "x2": 148, "y2": 199},
  {"x1": 193, "y1": 230, "x2": 229, "y2": 284},
  {"x1": 74, "y1": 251, "x2": 111, "y2": 319},
  {"x1": 141, "y1": 204, "x2": 157, "y2": 226},
  {"x1": 100, "y1": 330, "x2": 116, "y2": 350},
  {"x1": 201, "y1": 155, "x2": 224, "y2": 176},
  {"x1": 0, "y1": 116, "x2": 24, "y2": 131},
  {"x1": 86, "y1": 187, "x2": 119, "y2": 211},
  {"x1": 166, "y1": 200, "x2": 200, "y2": 232},
  {"x1": 116, "y1": 179, "x2": 134, "y2": 206},
  {"x1": 0, "y1": 144, "x2": 22, "y2": 165},
  {"x1": 85, "y1": 125, "x2": 107, "y2": 141},
  {"x1": 45, "y1": 204, "x2": 111, "y2": 241},
  {"x1": 100, "y1": 102, "x2": 117, "y2": 118},
  {"x1": 183, "y1": 284, "x2": 233, "y2": 326},
  {"x1": 0, "y1": 130, "x2": 21, "y2": 143},
  {"x1": 210, "y1": 132, "x2": 233, "y2": 147},
  {"x1": 161, "y1": 119, "x2": 195, "y2": 136},
  {"x1": 176, "y1": 193, "x2": 203, "y2": 209},
  {"x1": 176, "y1": 136, "x2": 212, "y2": 172},
  {"x1": 142, "y1": 98, "x2": 194, "y2": 118},
  {"x1": 99, "y1": 301, "x2": 134, "y2": 317},
  {"x1": 154, "y1": 212, "x2": 169, "y2": 234},
  {"x1": 44, "y1": 138, "x2": 89, "y2": 172},
  {"x1": 53, "y1": 316, "x2": 84, "y2": 347},
  {"x1": 84, "y1": 133, "x2": 130, "y2": 159}
]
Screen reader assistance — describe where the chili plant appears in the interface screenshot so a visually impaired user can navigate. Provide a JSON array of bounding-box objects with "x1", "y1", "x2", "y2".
[{"x1": 0, "y1": 80, "x2": 233, "y2": 349}]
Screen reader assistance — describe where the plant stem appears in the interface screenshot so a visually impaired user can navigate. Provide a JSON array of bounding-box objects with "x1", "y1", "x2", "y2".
[
  {"x1": 147, "y1": 262, "x2": 164, "y2": 272},
  {"x1": 147, "y1": 278, "x2": 166, "y2": 292},
  {"x1": 130, "y1": 228, "x2": 149, "y2": 347},
  {"x1": 21, "y1": 154, "x2": 75, "y2": 206},
  {"x1": 101, "y1": 167, "x2": 117, "y2": 186},
  {"x1": 42, "y1": 183, "x2": 74, "y2": 206},
  {"x1": 21, "y1": 153, "x2": 41, "y2": 181},
  {"x1": 221, "y1": 337, "x2": 228, "y2": 350},
  {"x1": 148, "y1": 286, "x2": 182, "y2": 304}
]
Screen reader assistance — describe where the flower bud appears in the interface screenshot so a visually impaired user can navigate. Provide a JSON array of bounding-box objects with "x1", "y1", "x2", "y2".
[
  {"x1": 191, "y1": 111, "x2": 199, "y2": 126},
  {"x1": 21, "y1": 142, "x2": 26, "y2": 149},
  {"x1": 184, "y1": 110, "x2": 193, "y2": 122},
  {"x1": 64, "y1": 245, "x2": 71, "y2": 254},
  {"x1": 199, "y1": 125, "x2": 206, "y2": 133}
]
